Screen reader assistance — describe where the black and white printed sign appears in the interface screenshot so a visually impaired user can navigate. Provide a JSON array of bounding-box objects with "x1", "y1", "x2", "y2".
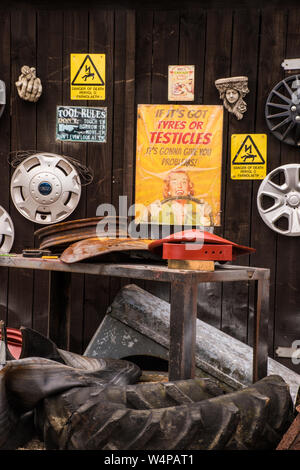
[{"x1": 56, "y1": 105, "x2": 107, "y2": 143}]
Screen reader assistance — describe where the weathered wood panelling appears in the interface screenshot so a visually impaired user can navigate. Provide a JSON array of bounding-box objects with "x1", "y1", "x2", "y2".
[
  {"x1": 0, "y1": 12, "x2": 11, "y2": 324},
  {"x1": 84, "y1": 9, "x2": 114, "y2": 352},
  {"x1": 9, "y1": 10, "x2": 36, "y2": 331},
  {"x1": 0, "y1": 1, "x2": 299, "y2": 374}
]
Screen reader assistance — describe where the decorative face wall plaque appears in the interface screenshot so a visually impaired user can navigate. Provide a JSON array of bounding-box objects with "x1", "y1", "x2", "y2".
[
  {"x1": 15, "y1": 66, "x2": 42, "y2": 103},
  {"x1": 215, "y1": 76, "x2": 249, "y2": 120}
]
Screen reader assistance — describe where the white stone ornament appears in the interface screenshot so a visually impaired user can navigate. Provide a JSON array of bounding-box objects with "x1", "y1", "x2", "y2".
[
  {"x1": 215, "y1": 76, "x2": 249, "y2": 120},
  {"x1": 15, "y1": 66, "x2": 42, "y2": 103}
]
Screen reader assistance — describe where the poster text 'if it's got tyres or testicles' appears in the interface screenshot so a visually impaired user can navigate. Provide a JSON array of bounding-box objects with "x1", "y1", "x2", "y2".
[{"x1": 135, "y1": 105, "x2": 223, "y2": 227}]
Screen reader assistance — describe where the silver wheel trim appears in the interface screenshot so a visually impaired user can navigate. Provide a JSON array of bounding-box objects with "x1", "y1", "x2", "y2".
[
  {"x1": 257, "y1": 163, "x2": 300, "y2": 236},
  {"x1": 10, "y1": 153, "x2": 81, "y2": 225},
  {"x1": 0, "y1": 206, "x2": 14, "y2": 253}
]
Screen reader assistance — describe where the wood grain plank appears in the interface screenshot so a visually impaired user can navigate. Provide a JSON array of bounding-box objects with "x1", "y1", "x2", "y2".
[
  {"x1": 0, "y1": 11, "x2": 11, "y2": 325},
  {"x1": 62, "y1": 10, "x2": 89, "y2": 353},
  {"x1": 201, "y1": 8, "x2": 233, "y2": 328},
  {"x1": 34, "y1": 9, "x2": 64, "y2": 336},
  {"x1": 135, "y1": 9, "x2": 153, "y2": 105},
  {"x1": 178, "y1": 8, "x2": 226, "y2": 328},
  {"x1": 8, "y1": 9, "x2": 37, "y2": 329},
  {"x1": 151, "y1": 10, "x2": 179, "y2": 105},
  {"x1": 110, "y1": 9, "x2": 136, "y2": 304},
  {"x1": 249, "y1": 8, "x2": 287, "y2": 356},
  {"x1": 273, "y1": 7, "x2": 300, "y2": 372},
  {"x1": 178, "y1": 8, "x2": 206, "y2": 102},
  {"x1": 133, "y1": 9, "x2": 154, "y2": 292},
  {"x1": 221, "y1": 9, "x2": 260, "y2": 344},
  {"x1": 145, "y1": 9, "x2": 179, "y2": 301},
  {"x1": 83, "y1": 9, "x2": 114, "y2": 351}
]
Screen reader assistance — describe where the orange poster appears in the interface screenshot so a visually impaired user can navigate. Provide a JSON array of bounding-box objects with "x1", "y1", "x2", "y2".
[{"x1": 135, "y1": 104, "x2": 223, "y2": 227}]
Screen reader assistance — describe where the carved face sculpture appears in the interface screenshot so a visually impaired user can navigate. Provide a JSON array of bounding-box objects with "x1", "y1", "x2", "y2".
[
  {"x1": 225, "y1": 88, "x2": 240, "y2": 104},
  {"x1": 215, "y1": 76, "x2": 249, "y2": 120}
]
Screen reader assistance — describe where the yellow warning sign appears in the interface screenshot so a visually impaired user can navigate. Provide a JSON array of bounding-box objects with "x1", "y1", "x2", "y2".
[
  {"x1": 231, "y1": 134, "x2": 267, "y2": 180},
  {"x1": 70, "y1": 54, "x2": 105, "y2": 100}
]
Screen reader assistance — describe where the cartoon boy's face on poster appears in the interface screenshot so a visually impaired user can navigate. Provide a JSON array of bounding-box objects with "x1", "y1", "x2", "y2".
[{"x1": 135, "y1": 104, "x2": 223, "y2": 227}]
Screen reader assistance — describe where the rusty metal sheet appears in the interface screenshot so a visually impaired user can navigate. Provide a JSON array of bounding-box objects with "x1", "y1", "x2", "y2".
[
  {"x1": 277, "y1": 406, "x2": 300, "y2": 450},
  {"x1": 0, "y1": 321, "x2": 5, "y2": 367},
  {"x1": 34, "y1": 216, "x2": 128, "y2": 250},
  {"x1": 60, "y1": 237, "x2": 153, "y2": 264}
]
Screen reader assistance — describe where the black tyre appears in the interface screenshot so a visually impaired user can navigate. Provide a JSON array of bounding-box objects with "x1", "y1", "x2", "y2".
[{"x1": 0, "y1": 327, "x2": 294, "y2": 451}]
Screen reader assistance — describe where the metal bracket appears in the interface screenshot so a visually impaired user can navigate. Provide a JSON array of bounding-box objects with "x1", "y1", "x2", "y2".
[
  {"x1": 0, "y1": 321, "x2": 6, "y2": 368},
  {"x1": 0, "y1": 80, "x2": 6, "y2": 119},
  {"x1": 275, "y1": 346, "x2": 300, "y2": 359},
  {"x1": 281, "y1": 58, "x2": 300, "y2": 70}
]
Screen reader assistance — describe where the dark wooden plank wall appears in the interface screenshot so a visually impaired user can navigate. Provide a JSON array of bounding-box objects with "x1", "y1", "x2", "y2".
[{"x1": 0, "y1": 2, "x2": 299, "y2": 373}]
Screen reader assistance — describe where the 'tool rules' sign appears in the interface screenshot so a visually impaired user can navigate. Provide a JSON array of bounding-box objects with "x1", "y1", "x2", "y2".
[{"x1": 56, "y1": 105, "x2": 107, "y2": 143}]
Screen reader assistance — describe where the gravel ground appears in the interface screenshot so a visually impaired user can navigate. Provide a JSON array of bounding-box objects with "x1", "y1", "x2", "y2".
[{"x1": 18, "y1": 438, "x2": 46, "y2": 450}]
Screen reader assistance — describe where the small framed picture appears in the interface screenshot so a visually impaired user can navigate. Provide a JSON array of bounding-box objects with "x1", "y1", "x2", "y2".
[{"x1": 168, "y1": 65, "x2": 195, "y2": 101}]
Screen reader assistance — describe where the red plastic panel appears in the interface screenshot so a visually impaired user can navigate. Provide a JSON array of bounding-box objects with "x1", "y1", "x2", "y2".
[
  {"x1": 149, "y1": 229, "x2": 255, "y2": 258},
  {"x1": 0, "y1": 327, "x2": 22, "y2": 359},
  {"x1": 162, "y1": 243, "x2": 234, "y2": 261}
]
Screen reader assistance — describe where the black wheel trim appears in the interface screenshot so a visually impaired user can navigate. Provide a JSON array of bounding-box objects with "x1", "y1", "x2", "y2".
[{"x1": 265, "y1": 74, "x2": 300, "y2": 147}]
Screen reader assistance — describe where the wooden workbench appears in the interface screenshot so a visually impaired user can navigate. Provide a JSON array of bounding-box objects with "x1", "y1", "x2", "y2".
[{"x1": 0, "y1": 255, "x2": 270, "y2": 383}]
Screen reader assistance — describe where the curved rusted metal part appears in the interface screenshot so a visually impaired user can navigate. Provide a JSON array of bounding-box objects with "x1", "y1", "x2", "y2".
[
  {"x1": 34, "y1": 216, "x2": 129, "y2": 250},
  {"x1": 277, "y1": 406, "x2": 300, "y2": 450},
  {"x1": 149, "y1": 229, "x2": 256, "y2": 257},
  {"x1": 60, "y1": 237, "x2": 152, "y2": 264}
]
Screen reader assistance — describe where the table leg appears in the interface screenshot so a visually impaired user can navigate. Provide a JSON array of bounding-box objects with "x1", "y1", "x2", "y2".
[
  {"x1": 169, "y1": 277, "x2": 198, "y2": 381},
  {"x1": 47, "y1": 271, "x2": 71, "y2": 351},
  {"x1": 253, "y1": 276, "x2": 270, "y2": 382}
]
